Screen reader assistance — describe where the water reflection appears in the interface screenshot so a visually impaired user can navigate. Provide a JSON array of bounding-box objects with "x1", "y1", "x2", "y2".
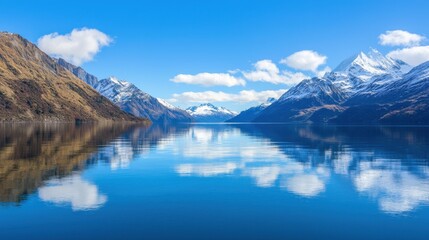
[
  {"x1": 172, "y1": 124, "x2": 429, "y2": 213},
  {"x1": 38, "y1": 174, "x2": 107, "y2": 211},
  {"x1": 1, "y1": 123, "x2": 429, "y2": 215},
  {"x1": 0, "y1": 123, "x2": 188, "y2": 211},
  {"x1": 0, "y1": 123, "x2": 128, "y2": 204},
  {"x1": 176, "y1": 162, "x2": 239, "y2": 177},
  {"x1": 354, "y1": 161, "x2": 429, "y2": 213}
]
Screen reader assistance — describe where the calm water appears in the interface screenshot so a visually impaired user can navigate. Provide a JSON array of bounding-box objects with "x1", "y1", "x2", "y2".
[{"x1": 1, "y1": 123, "x2": 429, "y2": 239}]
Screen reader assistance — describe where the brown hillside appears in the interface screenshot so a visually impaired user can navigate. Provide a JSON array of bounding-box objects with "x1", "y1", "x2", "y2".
[{"x1": 0, "y1": 32, "x2": 148, "y2": 122}]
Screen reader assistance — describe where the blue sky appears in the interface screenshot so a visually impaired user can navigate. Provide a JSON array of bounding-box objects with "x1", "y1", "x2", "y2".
[{"x1": 2, "y1": 0, "x2": 429, "y2": 111}]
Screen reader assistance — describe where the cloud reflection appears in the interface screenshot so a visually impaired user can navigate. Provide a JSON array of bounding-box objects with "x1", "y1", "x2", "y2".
[
  {"x1": 171, "y1": 126, "x2": 331, "y2": 198},
  {"x1": 354, "y1": 162, "x2": 429, "y2": 213},
  {"x1": 38, "y1": 174, "x2": 107, "y2": 211},
  {"x1": 282, "y1": 174, "x2": 325, "y2": 197},
  {"x1": 176, "y1": 162, "x2": 238, "y2": 177},
  {"x1": 169, "y1": 124, "x2": 429, "y2": 213}
]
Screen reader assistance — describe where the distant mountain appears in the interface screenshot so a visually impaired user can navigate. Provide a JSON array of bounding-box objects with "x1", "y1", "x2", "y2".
[
  {"x1": 227, "y1": 98, "x2": 276, "y2": 122},
  {"x1": 0, "y1": 32, "x2": 142, "y2": 122},
  {"x1": 186, "y1": 103, "x2": 237, "y2": 122},
  {"x1": 56, "y1": 59, "x2": 193, "y2": 123},
  {"x1": 252, "y1": 49, "x2": 429, "y2": 124}
]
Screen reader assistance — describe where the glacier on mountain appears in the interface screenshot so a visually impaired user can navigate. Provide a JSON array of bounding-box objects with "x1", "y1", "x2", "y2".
[
  {"x1": 247, "y1": 48, "x2": 429, "y2": 124},
  {"x1": 186, "y1": 103, "x2": 237, "y2": 122}
]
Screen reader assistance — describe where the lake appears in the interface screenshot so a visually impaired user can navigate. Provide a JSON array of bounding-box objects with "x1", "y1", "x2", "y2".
[{"x1": 1, "y1": 123, "x2": 429, "y2": 239}]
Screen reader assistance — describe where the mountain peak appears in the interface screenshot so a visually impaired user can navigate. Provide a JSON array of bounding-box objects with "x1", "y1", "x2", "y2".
[
  {"x1": 186, "y1": 103, "x2": 237, "y2": 122},
  {"x1": 333, "y1": 48, "x2": 410, "y2": 81},
  {"x1": 106, "y1": 76, "x2": 126, "y2": 86},
  {"x1": 0, "y1": 31, "x2": 15, "y2": 35},
  {"x1": 199, "y1": 103, "x2": 216, "y2": 107}
]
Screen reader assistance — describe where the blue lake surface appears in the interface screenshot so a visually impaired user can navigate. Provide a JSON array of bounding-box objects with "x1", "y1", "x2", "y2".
[{"x1": 1, "y1": 123, "x2": 429, "y2": 239}]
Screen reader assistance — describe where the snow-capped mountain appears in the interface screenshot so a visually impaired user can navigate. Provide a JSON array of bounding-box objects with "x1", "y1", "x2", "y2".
[
  {"x1": 272, "y1": 49, "x2": 407, "y2": 105},
  {"x1": 326, "y1": 48, "x2": 411, "y2": 94},
  {"x1": 94, "y1": 77, "x2": 150, "y2": 103},
  {"x1": 277, "y1": 77, "x2": 347, "y2": 103},
  {"x1": 334, "y1": 61, "x2": 429, "y2": 124},
  {"x1": 254, "y1": 49, "x2": 429, "y2": 124},
  {"x1": 94, "y1": 77, "x2": 193, "y2": 123},
  {"x1": 256, "y1": 77, "x2": 347, "y2": 123},
  {"x1": 157, "y1": 98, "x2": 179, "y2": 110},
  {"x1": 333, "y1": 49, "x2": 410, "y2": 79},
  {"x1": 56, "y1": 59, "x2": 192, "y2": 123},
  {"x1": 227, "y1": 98, "x2": 276, "y2": 122},
  {"x1": 186, "y1": 103, "x2": 237, "y2": 122}
]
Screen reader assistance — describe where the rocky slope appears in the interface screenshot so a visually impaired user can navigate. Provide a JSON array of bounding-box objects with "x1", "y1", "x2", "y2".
[
  {"x1": 56, "y1": 59, "x2": 193, "y2": 123},
  {"x1": 0, "y1": 32, "x2": 144, "y2": 122}
]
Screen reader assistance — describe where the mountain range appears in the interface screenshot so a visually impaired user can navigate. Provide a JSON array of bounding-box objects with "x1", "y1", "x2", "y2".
[
  {"x1": 0, "y1": 32, "x2": 144, "y2": 122},
  {"x1": 186, "y1": 103, "x2": 237, "y2": 122},
  {"x1": 232, "y1": 49, "x2": 429, "y2": 125},
  {"x1": 1, "y1": 32, "x2": 428, "y2": 125},
  {"x1": 56, "y1": 59, "x2": 193, "y2": 123}
]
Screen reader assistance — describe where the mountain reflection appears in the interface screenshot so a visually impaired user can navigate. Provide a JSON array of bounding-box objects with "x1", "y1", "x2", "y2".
[
  {"x1": 0, "y1": 123, "x2": 188, "y2": 210},
  {"x1": 172, "y1": 124, "x2": 429, "y2": 213},
  {"x1": 1, "y1": 122, "x2": 429, "y2": 214}
]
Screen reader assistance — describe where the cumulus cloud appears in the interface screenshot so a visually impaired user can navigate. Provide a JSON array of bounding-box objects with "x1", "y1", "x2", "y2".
[
  {"x1": 170, "y1": 89, "x2": 287, "y2": 103},
  {"x1": 387, "y1": 45, "x2": 429, "y2": 66},
  {"x1": 243, "y1": 60, "x2": 308, "y2": 85},
  {"x1": 37, "y1": 28, "x2": 112, "y2": 66},
  {"x1": 171, "y1": 72, "x2": 245, "y2": 87},
  {"x1": 280, "y1": 50, "x2": 327, "y2": 72},
  {"x1": 379, "y1": 30, "x2": 424, "y2": 47},
  {"x1": 316, "y1": 66, "x2": 332, "y2": 78}
]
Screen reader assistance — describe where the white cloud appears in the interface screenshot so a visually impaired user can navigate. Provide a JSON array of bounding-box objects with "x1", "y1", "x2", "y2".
[
  {"x1": 243, "y1": 59, "x2": 308, "y2": 84},
  {"x1": 37, "y1": 28, "x2": 112, "y2": 66},
  {"x1": 170, "y1": 89, "x2": 287, "y2": 103},
  {"x1": 171, "y1": 72, "x2": 245, "y2": 87},
  {"x1": 379, "y1": 30, "x2": 424, "y2": 47},
  {"x1": 387, "y1": 45, "x2": 429, "y2": 66},
  {"x1": 38, "y1": 174, "x2": 107, "y2": 211},
  {"x1": 316, "y1": 66, "x2": 332, "y2": 78},
  {"x1": 280, "y1": 50, "x2": 327, "y2": 72}
]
